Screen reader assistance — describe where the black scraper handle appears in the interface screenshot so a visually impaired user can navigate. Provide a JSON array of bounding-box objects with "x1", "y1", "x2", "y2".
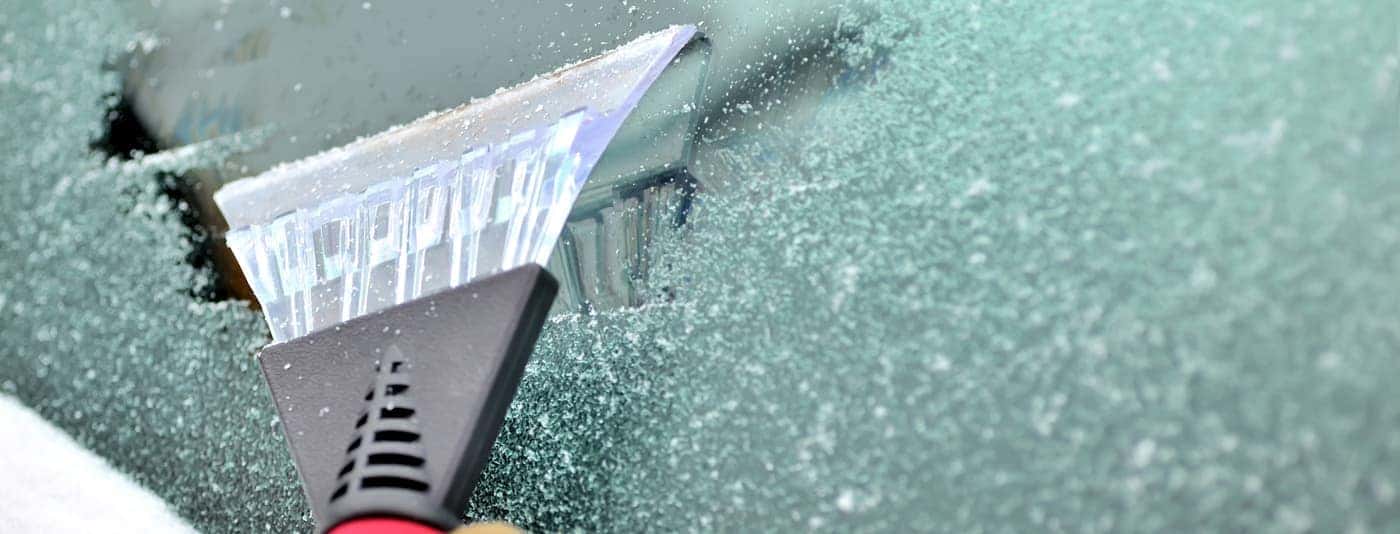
[{"x1": 259, "y1": 266, "x2": 558, "y2": 533}]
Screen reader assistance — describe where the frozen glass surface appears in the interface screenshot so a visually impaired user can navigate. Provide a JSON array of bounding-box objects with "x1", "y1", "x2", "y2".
[
  {"x1": 215, "y1": 26, "x2": 695, "y2": 342},
  {"x1": 1, "y1": 1, "x2": 1398, "y2": 534}
]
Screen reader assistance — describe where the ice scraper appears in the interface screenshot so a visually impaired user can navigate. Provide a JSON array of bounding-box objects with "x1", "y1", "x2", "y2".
[{"x1": 213, "y1": 25, "x2": 702, "y2": 534}]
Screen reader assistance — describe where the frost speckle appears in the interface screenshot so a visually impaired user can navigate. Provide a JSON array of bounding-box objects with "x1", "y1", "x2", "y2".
[{"x1": 1055, "y1": 92, "x2": 1082, "y2": 108}]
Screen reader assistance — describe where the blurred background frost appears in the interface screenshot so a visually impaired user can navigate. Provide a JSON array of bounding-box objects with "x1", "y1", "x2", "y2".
[{"x1": 1, "y1": 1, "x2": 1397, "y2": 532}]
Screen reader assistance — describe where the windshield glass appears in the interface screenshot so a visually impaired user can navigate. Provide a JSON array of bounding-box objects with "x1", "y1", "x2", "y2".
[{"x1": 1, "y1": 1, "x2": 1397, "y2": 532}]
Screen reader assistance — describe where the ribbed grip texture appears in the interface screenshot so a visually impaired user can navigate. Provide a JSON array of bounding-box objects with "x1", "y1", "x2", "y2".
[{"x1": 331, "y1": 348, "x2": 431, "y2": 504}]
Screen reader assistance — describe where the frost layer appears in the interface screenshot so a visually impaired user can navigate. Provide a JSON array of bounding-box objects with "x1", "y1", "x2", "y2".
[
  {"x1": 0, "y1": 3, "x2": 298, "y2": 532},
  {"x1": 469, "y1": 1, "x2": 1400, "y2": 532},
  {"x1": 1, "y1": 1, "x2": 1397, "y2": 533}
]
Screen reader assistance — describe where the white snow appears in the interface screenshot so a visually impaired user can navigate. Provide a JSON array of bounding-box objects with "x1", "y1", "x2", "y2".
[{"x1": 0, "y1": 395, "x2": 195, "y2": 533}]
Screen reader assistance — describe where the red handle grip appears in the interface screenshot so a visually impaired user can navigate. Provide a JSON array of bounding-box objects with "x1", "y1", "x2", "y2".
[{"x1": 328, "y1": 517, "x2": 444, "y2": 534}]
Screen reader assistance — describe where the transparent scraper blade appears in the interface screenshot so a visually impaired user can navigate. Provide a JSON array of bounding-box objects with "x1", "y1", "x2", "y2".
[{"x1": 214, "y1": 25, "x2": 698, "y2": 343}]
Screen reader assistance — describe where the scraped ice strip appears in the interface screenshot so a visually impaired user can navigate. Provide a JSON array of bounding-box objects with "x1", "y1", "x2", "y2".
[{"x1": 215, "y1": 25, "x2": 697, "y2": 342}]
